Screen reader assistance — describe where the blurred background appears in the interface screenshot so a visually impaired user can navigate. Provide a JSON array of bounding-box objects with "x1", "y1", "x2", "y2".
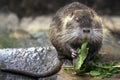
[
  {"x1": 0, "y1": 0, "x2": 120, "y2": 17},
  {"x1": 0, "y1": 0, "x2": 119, "y2": 48}
]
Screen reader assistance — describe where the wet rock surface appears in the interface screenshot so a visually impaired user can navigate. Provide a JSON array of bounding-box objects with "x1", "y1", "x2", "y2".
[{"x1": 0, "y1": 47, "x2": 58, "y2": 80}]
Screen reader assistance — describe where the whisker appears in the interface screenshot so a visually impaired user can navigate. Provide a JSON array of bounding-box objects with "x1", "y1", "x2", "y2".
[
  {"x1": 56, "y1": 29, "x2": 78, "y2": 43},
  {"x1": 92, "y1": 31, "x2": 103, "y2": 43},
  {"x1": 93, "y1": 29, "x2": 103, "y2": 31}
]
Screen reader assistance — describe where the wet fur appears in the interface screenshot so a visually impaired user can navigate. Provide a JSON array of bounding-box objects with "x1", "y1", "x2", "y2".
[{"x1": 49, "y1": 2, "x2": 103, "y2": 59}]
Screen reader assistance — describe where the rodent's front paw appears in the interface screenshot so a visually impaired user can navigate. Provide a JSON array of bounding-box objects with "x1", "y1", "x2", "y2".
[{"x1": 71, "y1": 49, "x2": 78, "y2": 58}]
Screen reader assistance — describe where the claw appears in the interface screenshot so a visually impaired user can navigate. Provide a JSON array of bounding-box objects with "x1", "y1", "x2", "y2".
[
  {"x1": 71, "y1": 52, "x2": 77, "y2": 58},
  {"x1": 71, "y1": 49, "x2": 78, "y2": 58}
]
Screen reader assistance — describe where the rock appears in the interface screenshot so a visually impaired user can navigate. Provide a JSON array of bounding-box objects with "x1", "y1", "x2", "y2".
[
  {"x1": 20, "y1": 16, "x2": 52, "y2": 33},
  {"x1": 0, "y1": 47, "x2": 58, "y2": 80},
  {"x1": 30, "y1": 32, "x2": 52, "y2": 46},
  {"x1": 0, "y1": 13, "x2": 19, "y2": 35}
]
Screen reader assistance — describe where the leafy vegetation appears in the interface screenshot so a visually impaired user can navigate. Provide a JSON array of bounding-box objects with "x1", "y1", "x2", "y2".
[
  {"x1": 73, "y1": 41, "x2": 88, "y2": 73},
  {"x1": 81, "y1": 61, "x2": 120, "y2": 78},
  {"x1": 64, "y1": 41, "x2": 120, "y2": 78}
]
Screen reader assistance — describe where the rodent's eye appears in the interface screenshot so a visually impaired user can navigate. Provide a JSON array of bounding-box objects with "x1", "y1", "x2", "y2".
[{"x1": 93, "y1": 24, "x2": 100, "y2": 28}]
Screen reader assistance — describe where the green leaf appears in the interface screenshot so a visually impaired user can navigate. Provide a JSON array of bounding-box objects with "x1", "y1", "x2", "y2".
[
  {"x1": 90, "y1": 70, "x2": 101, "y2": 76},
  {"x1": 63, "y1": 66, "x2": 74, "y2": 71},
  {"x1": 74, "y1": 41, "x2": 88, "y2": 72}
]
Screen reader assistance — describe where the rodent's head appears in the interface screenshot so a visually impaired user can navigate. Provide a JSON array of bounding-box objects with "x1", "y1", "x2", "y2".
[{"x1": 57, "y1": 9, "x2": 103, "y2": 44}]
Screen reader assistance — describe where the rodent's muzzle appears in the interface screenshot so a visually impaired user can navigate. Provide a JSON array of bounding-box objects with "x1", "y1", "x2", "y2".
[{"x1": 81, "y1": 28, "x2": 92, "y2": 41}]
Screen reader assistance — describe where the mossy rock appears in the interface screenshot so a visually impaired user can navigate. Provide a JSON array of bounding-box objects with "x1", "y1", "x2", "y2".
[{"x1": 0, "y1": 36, "x2": 17, "y2": 48}]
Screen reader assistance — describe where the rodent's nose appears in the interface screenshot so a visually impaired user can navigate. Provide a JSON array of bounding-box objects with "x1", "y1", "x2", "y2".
[{"x1": 83, "y1": 29, "x2": 90, "y2": 33}]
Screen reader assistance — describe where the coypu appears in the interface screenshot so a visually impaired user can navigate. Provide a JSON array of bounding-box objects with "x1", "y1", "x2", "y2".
[{"x1": 0, "y1": 2, "x2": 103, "y2": 79}]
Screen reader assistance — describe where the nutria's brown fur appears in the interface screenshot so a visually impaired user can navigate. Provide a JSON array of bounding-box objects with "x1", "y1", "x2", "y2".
[
  {"x1": 0, "y1": 2, "x2": 103, "y2": 79},
  {"x1": 49, "y1": 1, "x2": 103, "y2": 61}
]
